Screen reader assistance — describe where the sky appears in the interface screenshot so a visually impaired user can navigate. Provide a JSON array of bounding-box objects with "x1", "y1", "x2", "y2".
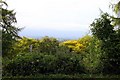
[{"x1": 6, "y1": 0, "x2": 113, "y2": 39}]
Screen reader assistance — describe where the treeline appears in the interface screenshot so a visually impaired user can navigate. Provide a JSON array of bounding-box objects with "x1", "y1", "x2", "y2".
[{"x1": 3, "y1": 35, "x2": 103, "y2": 76}]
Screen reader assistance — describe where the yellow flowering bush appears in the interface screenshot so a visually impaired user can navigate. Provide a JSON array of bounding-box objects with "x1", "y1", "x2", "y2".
[
  {"x1": 78, "y1": 35, "x2": 92, "y2": 46},
  {"x1": 61, "y1": 40, "x2": 85, "y2": 53},
  {"x1": 11, "y1": 37, "x2": 39, "y2": 54}
]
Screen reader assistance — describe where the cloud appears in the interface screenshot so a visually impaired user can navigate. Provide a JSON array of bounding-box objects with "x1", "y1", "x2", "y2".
[{"x1": 7, "y1": 0, "x2": 111, "y2": 38}]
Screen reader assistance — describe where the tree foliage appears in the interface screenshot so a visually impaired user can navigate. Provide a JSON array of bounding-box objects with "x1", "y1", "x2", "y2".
[
  {"x1": 114, "y1": 1, "x2": 120, "y2": 14},
  {"x1": 110, "y1": 1, "x2": 120, "y2": 27},
  {"x1": 82, "y1": 37, "x2": 102, "y2": 73},
  {"x1": 90, "y1": 13, "x2": 120, "y2": 74},
  {"x1": 0, "y1": 1, "x2": 21, "y2": 57},
  {"x1": 38, "y1": 36, "x2": 59, "y2": 54}
]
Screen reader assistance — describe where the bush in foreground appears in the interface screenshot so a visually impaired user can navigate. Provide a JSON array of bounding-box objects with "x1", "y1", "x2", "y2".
[{"x1": 3, "y1": 52, "x2": 84, "y2": 76}]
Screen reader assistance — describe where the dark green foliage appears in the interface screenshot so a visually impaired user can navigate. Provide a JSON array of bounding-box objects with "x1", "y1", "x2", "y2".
[
  {"x1": 38, "y1": 36, "x2": 59, "y2": 54},
  {"x1": 0, "y1": 1, "x2": 21, "y2": 57},
  {"x1": 56, "y1": 44, "x2": 70, "y2": 54},
  {"x1": 91, "y1": 13, "x2": 114, "y2": 41},
  {"x1": 3, "y1": 74, "x2": 120, "y2": 79},
  {"x1": 54, "y1": 53, "x2": 84, "y2": 74},
  {"x1": 3, "y1": 52, "x2": 84, "y2": 76},
  {"x1": 90, "y1": 13, "x2": 120, "y2": 74}
]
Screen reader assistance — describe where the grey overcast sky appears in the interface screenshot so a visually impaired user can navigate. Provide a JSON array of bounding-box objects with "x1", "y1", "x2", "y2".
[{"x1": 6, "y1": 0, "x2": 115, "y2": 39}]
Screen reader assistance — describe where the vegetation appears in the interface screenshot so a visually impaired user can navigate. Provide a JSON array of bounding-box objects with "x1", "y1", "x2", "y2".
[
  {"x1": 0, "y1": 0, "x2": 21, "y2": 57},
  {"x1": 3, "y1": 52, "x2": 84, "y2": 76},
  {"x1": 90, "y1": 12, "x2": 120, "y2": 74},
  {"x1": 60, "y1": 40, "x2": 85, "y2": 54},
  {"x1": 1, "y1": 0, "x2": 120, "y2": 79},
  {"x1": 2, "y1": 74, "x2": 120, "y2": 79}
]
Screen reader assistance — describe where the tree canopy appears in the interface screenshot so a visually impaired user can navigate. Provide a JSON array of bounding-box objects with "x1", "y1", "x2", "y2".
[
  {"x1": 90, "y1": 12, "x2": 120, "y2": 74},
  {"x1": 0, "y1": 1, "x2": 21, "y2": 57}
]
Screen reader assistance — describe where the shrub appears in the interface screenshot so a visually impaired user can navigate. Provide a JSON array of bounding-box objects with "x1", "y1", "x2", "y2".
[
  {"x1": 38, "y1": 36, "x2": 59, "y2": 54},
  {"x1": 10, "y1": 37, "x2": 39, "y2": 55},
  {"x1": 10, "y1": 36, "x2": 59, "y2": 56},
  {"x1": 60, "y1": 40, "x2": 85, "y2": 54},
  {"x1": 78, "y1": 35, "x2": 92, "y2": 47},
  {"x1": 56, "y1": 44, "x2": 70, "y2": 54},
  {"x1": 54, "y1": 53, "x2": 85, "y2": 74},
  {"x1": 81, "y1": 37, "x2": 103, "y2": 74},
  {"x1": 3, "y1": 52, "x2": 84, "y2": 76}
]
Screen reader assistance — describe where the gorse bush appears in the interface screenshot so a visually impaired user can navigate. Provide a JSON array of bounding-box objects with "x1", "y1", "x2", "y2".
[
  {"x1": 3, "y1": 52, "x2": 85, "y2": 76},
  {"x1": 11, "y1": 36, "x2": 87, "y2": 56},
  {"x1": 11, "y1": 36, "x2": 59, "y2": 56},
  {"x1": 60, "y1": 40, "x2": 85, "y2": 54},
  {"x1": 11, "y1": 37, "x2": 39, "y2": 53}
]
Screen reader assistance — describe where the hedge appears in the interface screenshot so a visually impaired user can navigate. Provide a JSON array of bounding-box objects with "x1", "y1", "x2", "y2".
[{"x1": 3, "y1": 52, "x2": 85, "y2": 76}]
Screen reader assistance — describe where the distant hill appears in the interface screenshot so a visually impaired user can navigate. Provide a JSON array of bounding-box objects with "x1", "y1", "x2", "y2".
[{"x1": 19, "y1": 28, "x2": 90, "y2": 40}]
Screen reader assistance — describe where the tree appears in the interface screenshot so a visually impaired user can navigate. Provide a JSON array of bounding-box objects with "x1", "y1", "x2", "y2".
[
  {"x1": 113, "y1": 1, "x2": 120, "y2": 42},
  {"x1": 114, "y1": 1, "x2": 120, "y2": 15},
  {"x1": 0, "y1": 1, "x2": 21, "y2": 57},
  {"x1": 90, "y1": 13, "x2": 120, "y2": 74},
  {"x1": 82, "y1": 37, "x2": 102, "y2": 74},
  {"x1": 111, "y1": 1, "x2": 120, "y2": 30},
  {"x1": 38, "y1": 36, "x2": 59, "y2": 54}
]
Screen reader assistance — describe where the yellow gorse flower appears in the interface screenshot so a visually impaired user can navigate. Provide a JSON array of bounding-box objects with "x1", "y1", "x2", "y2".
[{"x1": 61, "y1": 40, "x2": 86, "y2": 53}]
